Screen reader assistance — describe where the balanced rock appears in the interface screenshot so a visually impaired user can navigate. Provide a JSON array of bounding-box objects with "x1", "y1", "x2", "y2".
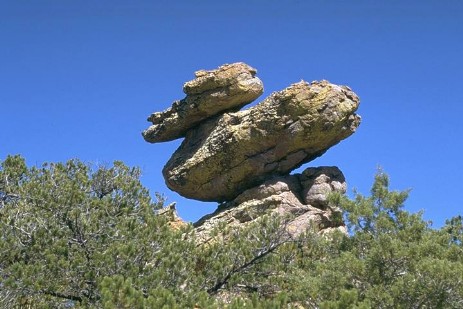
[
  {"x1": 194, "y1": 166, "x2": 348, "y2": 243},
  {"x1": 163, "y1": 80, "x2": 360, "y2": 202},
  {"x1": 143, "y1": 62, "x2": 263, "y2": 143}
]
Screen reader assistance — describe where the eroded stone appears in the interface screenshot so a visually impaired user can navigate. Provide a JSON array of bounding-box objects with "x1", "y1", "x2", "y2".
[
  {"x1": 163, "y1": 80, "x2": 360, "y2": 201},
  {"x1": 193, "y1": 166, "x2": 347, "y2": 243},
  {"x1": 142, "y1": 63, "x2": 263, "y2": 143}
]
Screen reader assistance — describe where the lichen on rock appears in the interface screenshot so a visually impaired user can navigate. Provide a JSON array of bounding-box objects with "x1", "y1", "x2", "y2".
[
  {"x1": 142, "y1": 62, "x2": 361, "y2": 235},
  {"x1": 142, "y1": 62, "x2": 263, "y2": 143},
  {"x1": 162, "y1": 80, "x2": 360, "y2": 202}
]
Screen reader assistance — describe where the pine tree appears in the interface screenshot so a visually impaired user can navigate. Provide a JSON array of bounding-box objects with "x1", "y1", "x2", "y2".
[
  {"x1": 0, "y1": 156, "x2": 199, "y2": 307},
  {"x1": 1, "y1": 156, "x2": 462, "y2": 308}
]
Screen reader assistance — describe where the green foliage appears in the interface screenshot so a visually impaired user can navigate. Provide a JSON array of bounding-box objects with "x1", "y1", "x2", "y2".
[
  {"x1": 1, "y1": 156, "x2": 463, "y2": 308},
  {"x1": 317, "y1": 170, "x2": 463, "y2": 308},
  {"x1": 0, "y1": 156, "x2": 199, "y2": 308}
]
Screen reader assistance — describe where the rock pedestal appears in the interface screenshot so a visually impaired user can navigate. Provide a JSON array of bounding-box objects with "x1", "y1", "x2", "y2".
[
  {"x1": 193, "y1": 166, "x2": 348, "y2": 243},
  {"x1": 142, "y1": 63, "x2": 361, "y2": 235}
]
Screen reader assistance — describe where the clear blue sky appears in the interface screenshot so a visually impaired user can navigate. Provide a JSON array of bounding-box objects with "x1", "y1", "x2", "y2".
[{"x1": 1, "y1": 1, "x2": 462, "y2": 227}]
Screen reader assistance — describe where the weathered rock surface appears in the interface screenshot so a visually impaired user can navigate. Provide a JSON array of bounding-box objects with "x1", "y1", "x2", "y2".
[
  {"x1": 142, "y1": 63, "x2": 361, "y2": 239},
  {"x1": 163, "y1": 80, "x2": 360, "y2": 202},
  {"x1": 157, "y1": 203, "x2": 188, "y2": 230},
  {"x1": 194, "y1": 166, "x2": 348, "y2": 243},
  {"x1": 143, "y1": 63, "x2": 263, "y2": 143}
]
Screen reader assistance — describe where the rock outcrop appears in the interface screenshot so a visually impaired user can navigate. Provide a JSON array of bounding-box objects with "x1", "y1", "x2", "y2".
[
  {"x1": 142, "y1": 62, "x2": 361, "y2": 235},
  {"x1": 157, "y1": 203, "x2": 188, "y2": 230},
  {"x1": 194, "y1": 166, "x2": 348, "y2": 243}
]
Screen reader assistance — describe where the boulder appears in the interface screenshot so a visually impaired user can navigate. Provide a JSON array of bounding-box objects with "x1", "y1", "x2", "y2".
[
  {"x1": 193, "y1": 166, "x2": 348, "y2": 243},
  {"x1": 301, "y1": 166, "x2": 347, "y2": 208},
  {"x1": 143, "y1": 62, "x2": 263, "y2": 143},
  {"x1": 163, "y1": 80, "x2": 360, "y2": 202}
]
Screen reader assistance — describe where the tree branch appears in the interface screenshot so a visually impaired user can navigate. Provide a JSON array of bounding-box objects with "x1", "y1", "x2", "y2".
[{"x1": 41, "y1": 289, "x2": 83, "y2": 303}]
